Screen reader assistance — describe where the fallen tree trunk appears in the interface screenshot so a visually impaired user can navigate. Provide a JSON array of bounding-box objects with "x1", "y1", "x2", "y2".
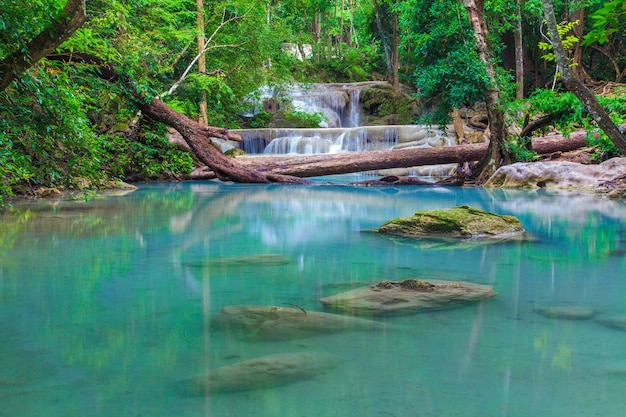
[
  {"x1": 233, "y1": 132, "x2": 589, "y2": 178},
  {"x1": 137, "y1": 97, "x2": 308, "y2": 183}
]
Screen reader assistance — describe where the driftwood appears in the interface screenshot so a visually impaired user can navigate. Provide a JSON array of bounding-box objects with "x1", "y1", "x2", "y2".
[{"x1": 231, "y1": 132, "x2": 588, "y2": 178}]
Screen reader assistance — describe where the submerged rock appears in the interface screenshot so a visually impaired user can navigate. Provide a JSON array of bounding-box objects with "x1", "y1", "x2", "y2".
[
  {"x1": 534, "y1": 306, "x2": 596, "y2": 320},
  {"x1": 378, "y1": 205, "x2": 525, "y2": 240},
  {"x1": 211, "y1": 305, "x2": 389, "y2": 341},
  {"x1": 183, "y1": 253, "x2": 291, "y2": 267},
  {"x1": 178, "y1": 352, "x2": 342, "y2": 394},
  {"x1": 594, "y1": 316, "x2": 626, "y2": 331},
  {"x1": 319, "y1": 279, "x2": 497, "y2": 316}
]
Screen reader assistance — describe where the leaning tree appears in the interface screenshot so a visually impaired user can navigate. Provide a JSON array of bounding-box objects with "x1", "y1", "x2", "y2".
[{"x1": 540, "y1": 0, "x2": 626, "y2": 155}]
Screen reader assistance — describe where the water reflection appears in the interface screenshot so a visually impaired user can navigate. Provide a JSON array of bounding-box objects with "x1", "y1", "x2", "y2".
[{"x1": 1, "y1": 182, "x2": 625, "y2": 417}]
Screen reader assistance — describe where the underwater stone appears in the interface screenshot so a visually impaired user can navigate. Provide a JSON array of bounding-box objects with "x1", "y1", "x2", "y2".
[
  {"x1": 320, "y1": 279, "x2": 497, "y2": 316},
  {"x1": 179, "y1": 352, "x2": 342, "y2": 394},
  {"x1": 594, "y1": 316, "x2": 626, "y2": 331},
  {"x1": 534, "y1": 306, "x2": 596, "y2": 320},
  {"x1": 183, "y1": 253, "x2": 291, "y2": 267},
  {"x1": 211, "y1": 305, "x2": 389, "y2": 341}
]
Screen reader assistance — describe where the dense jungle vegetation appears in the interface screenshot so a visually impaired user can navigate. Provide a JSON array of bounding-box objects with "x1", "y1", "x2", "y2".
[{"x1": 2, "y1": 0, "x2": 626, "y2": 204}]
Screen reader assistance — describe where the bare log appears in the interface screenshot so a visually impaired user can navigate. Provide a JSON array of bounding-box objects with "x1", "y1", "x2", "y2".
[{"x1": 235, "y1": 132, "x2": 589, "y2": 178}]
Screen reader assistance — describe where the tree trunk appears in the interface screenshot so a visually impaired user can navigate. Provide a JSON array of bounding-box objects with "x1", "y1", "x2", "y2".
[
  {"x1": 196, "y1": 0, "x2": 208, "y2": 125},
  {"x1": 0, "y1": 0, "x2": 87, "y2": 92},
  {"x1": 570, "y1": 8, "x2": 583, "y2": 77},
  {"x1": 235, "y1": 133, "x2": 589, "y2": 178},
  {"x1": 392, "y1": 10, "x2": 400, "y2": 93},
  {"x1": 541, "y1": 0, "x2": 626, "y2": 155},
  {"x1": 462, "y1": 0, "x2": 511, "y2": 182},
  {"x1": 514, "y1": 2, "x2": 524, "y2": 99},
  {"x1": 373, "y1": 0, "x2": 394, "y2": 85}
]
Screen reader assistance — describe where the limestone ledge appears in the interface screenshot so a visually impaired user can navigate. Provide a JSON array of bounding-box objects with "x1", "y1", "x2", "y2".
[{"x1": 484, "y1": 157, "x2": 626, "y2": 197}]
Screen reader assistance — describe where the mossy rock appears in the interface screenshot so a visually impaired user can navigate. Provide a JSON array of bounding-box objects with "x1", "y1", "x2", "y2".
[
  {"x1": 378, "y1": 205, "x2": 525, "y2": 239},
  {"x1": 225, "y1": 148, "x2": 246, "y2": 157},
  {"x1": 359, "y1": 84, "x2": 417, "y2": 125}
]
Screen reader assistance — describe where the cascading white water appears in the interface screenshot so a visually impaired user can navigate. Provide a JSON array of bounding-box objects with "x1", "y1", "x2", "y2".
[{"x1": 237, "y1": 82, "x2": 460, "y2": 177}]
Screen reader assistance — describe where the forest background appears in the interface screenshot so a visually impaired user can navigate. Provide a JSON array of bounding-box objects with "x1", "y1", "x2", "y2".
[{"x1": 2, "y1": 0, "x2": 626, "y2": 205}]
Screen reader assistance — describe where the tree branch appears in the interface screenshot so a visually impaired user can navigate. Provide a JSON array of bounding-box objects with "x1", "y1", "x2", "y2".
[
  {"x1": 160, "y1": 8, "x2": 248, "y2": 98},
  {"x1": 0, "y1": 0, "x2": 87, "y2": 92}
]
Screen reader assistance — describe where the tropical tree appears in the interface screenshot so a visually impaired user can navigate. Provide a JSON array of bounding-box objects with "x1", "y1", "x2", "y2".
[
  {"x1": 461, "y1": 0, "x2": 511, "y2": 181},
  {"x1": 541, "y1": 0, "x2": 626, "y2": 154}
]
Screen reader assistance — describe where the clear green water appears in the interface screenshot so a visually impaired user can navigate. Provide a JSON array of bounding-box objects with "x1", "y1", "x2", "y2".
[{"x1": 1, "y1": 182, "x2": 626, "y2": 417}]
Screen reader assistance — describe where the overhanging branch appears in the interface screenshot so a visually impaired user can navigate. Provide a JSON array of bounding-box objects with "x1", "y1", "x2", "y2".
[{"x1": 0, "y1": 0, "x2": 87, "y2": 92}]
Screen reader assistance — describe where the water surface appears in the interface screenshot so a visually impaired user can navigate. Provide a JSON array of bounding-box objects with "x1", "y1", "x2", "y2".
[{"x1": 1, "y1": 182, "x2": 625, "y2": 416}]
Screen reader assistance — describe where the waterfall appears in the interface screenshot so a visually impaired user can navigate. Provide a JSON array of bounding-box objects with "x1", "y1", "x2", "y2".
[{"x1": 236, "y1": 82, "x2": 461, "y2": 178}]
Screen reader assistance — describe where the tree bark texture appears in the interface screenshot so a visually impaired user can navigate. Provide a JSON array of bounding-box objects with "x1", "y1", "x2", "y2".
[
  {"x1": 196, "y1": 0, "x2": 209, "y2": 125},
  {"x1": 462, "y1": 0, "x2": 511, "y2": 181},
  {"x1": 514, "y1": 2, "x2": 524, "y2": 99},
  {"x1": 0, "y1": 0, "x2": 87, "y2": 92},
  {"x1": 541, "y1": 0, "x2": 626, "y2": 155}
]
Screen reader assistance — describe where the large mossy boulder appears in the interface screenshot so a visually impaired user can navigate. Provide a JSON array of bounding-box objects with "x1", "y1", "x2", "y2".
[
  {"x1": 378, "y1": 205, "x2": 525, "y2": 240},
  {"x1": 177, "y1": 352, "x2": 342, "y2": 394},
  {"x1": 359, "y1": 83, "x2": 417, "y2": 125},
  {"x1": 319, "y1": 278, "x2": 497, "y2": 316},
  {"x1": 211, "y1": 305, "x2": 389, "y2": 341}
]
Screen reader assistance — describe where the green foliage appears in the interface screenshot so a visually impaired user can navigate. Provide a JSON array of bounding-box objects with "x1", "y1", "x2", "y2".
[
  {"x1": 585, "y1": 130, "x2": 621, "y2": 162},
  {"x1": 0, "y1": 61, "x2": 193, "y2": 204},
  {"x1": 170, "y1": 73, "x2": 242, "y2": 127},
  {"x1": 281, "y1": 110, "x2": 326, "y2": 128},
  {"x1": 585, "y1": 89, "x2": 626, "y2": 161},
  {"x1": 309, "y1": 47, "x2": 376, "y2": 83},
  {"x1": 505, "y1": 136, "x2": 538, "y2": 162},
  {"x1": 538, "y1": 20, "x2": 580, "y2": 64},
  {"x1": 0, "y1": 69, "x2": 106, "y2": 189},
  {"x1": 398, "y1": 0, "x2": 490, "y2": 124},
  {"x1": 0, "y1": 0, "x2": 65, "y2": 59},
  {"x1": 243, "y1": 111, "x2": 272, "y2": 129},
  {"x1": 521, "y1": 89, "x2": 584, "y2": 132},
  {"x1": 509, "y1": 87, "x2": 626, "y2": 162},
  {"x1": 96, "y1": 123, "x2": 194, "y2": 180},
  {"x1": 582, "y1": 0, "x2": 626, "y2": 46},
  {"x1": 413, "y1": 49, "x2": 490, "y2": 124}
]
